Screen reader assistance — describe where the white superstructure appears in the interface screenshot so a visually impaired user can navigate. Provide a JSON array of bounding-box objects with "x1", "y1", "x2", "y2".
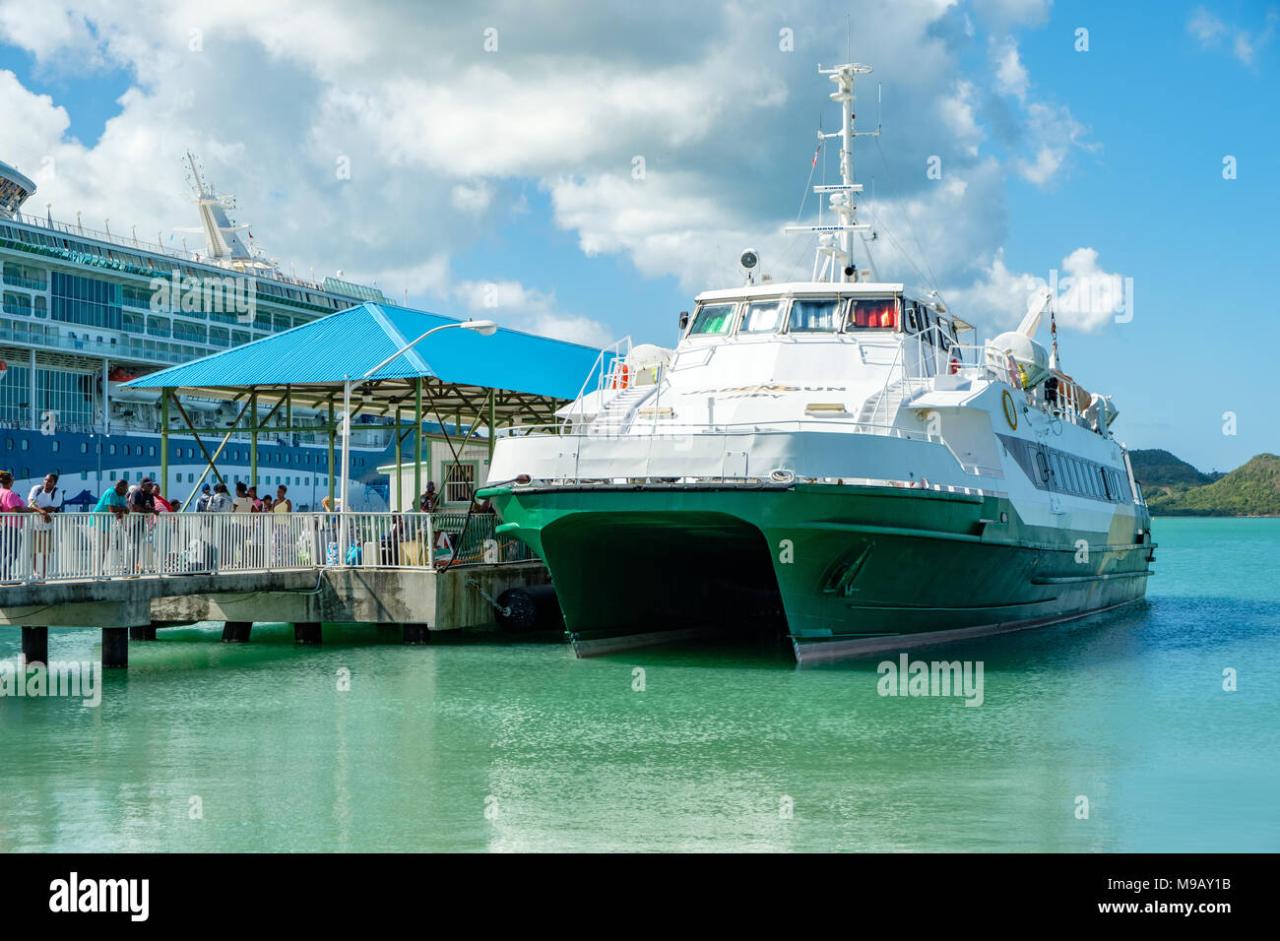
[{"x1": 489, "y1": 62, "x2": 1145, "y2": 536}]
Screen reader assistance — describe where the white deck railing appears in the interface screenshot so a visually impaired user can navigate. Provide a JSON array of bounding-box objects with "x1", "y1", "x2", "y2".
[{"x1": 0, "y1": 511, "x2": 531, "y2": 586}]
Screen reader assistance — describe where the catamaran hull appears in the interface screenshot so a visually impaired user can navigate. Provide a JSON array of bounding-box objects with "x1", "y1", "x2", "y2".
[{"x1": 490, "y1": 483, "x2": 1154, "y2": 663}]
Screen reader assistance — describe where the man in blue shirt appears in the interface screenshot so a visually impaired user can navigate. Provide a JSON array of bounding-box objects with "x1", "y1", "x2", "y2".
[
  {"x1": 93, "y1": 480, "x2": 129, "y2": 575},
  {"x1": 93, "y1": 480, "x2": 129, "y2": 519}
]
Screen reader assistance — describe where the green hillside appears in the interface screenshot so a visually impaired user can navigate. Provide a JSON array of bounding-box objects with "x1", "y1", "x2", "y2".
[
  {"x1": 1145, "y1": 454, "x2": 1280, "y2": 516},
  {"x1": 1129, "y1": 449, "x2": 1216, "y2": 488}
]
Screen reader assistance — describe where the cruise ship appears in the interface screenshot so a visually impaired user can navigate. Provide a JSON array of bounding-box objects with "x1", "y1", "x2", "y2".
[
  {"x1": 482, "y1": 63, "x2": 1155, "y2": 662},
  {"x1": 0, "y1": 154, "x2": 394, "y2": 507}
]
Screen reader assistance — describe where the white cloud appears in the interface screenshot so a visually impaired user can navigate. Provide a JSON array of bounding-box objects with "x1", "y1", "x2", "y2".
[
  {"x1": 450, "y1": 182, "x2": 493, "y2": 215},
  {"x1": 1014, "y1": 102, "x2": 1093, "y2": 186},
  {"x1": 992, "y1": 38, "x2": 1029, "y2": 100},
  {"x1": 0, "y1": 0, "x2": 1114, "y2": 345},
  {"x1": 452, "y1": 278, "x2": 612, "y2": 347},
  {"x1": 938, "y1": 79, "x2": 983, "y2": 156},
  {"x1": 948, "y1": 246, "x2": 1130, "y2": 334},
  {"x1": 971, "y1": 0, "x2": 1052, "y2": 29},
  {"x1": 523, "y1": 313, "x2": 614, "y2": 347},
  {"x1": 1188, "y1": 7, "x2": 1227, "y2": 44},
  {"x1": 1052, "y1": 247, "x2": 1131, "y2": 332},
  {"x1": 1188, "y1": 6, "x2": 1278, "y2": 66}
]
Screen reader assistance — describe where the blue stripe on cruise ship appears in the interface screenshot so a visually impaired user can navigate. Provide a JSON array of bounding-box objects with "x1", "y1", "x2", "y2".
[{"x1": 123, "y1": 303, "x2": 612, "y2": 399}]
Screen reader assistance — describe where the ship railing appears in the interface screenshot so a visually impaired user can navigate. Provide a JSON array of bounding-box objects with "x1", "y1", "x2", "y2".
[
  {"x1": 498, "y1": 418, "x2": 931, "y2": 441},
  {"x1": 492, "y1": 417, "x2": 1003, "y2": 485},
  {"x1": 0, "y1": 511, "x2": 531, "y2": 586},
  {"x1": 561, "y1": 337, "x2": 633, "y2": 432},
  {"x1": 7, "y1": 212, "x2": 332, "y2": 294}
]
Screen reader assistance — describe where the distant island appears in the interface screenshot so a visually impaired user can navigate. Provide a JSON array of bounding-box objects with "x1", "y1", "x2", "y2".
[{"x1": 1130, "y1": 449, "x2": 1280, "y2": 517}]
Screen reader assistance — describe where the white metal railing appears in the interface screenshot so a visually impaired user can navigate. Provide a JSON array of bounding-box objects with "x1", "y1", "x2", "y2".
[
  {"x1": 0, "y1": 511, "x2": 532, "y2": 586},
  {"x1": 499, "y1": 418, "x2": 931, "y2": 441},
  {"x1": 6, "y1": 211, "x2": 332, "y2": 293},
  {"x1": 562, "y1": 336, "x2": 632, "y2": 431}
]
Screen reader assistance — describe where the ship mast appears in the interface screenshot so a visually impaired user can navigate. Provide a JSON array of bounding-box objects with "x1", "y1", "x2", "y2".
[
  {"x1": 179, "y1": 151, "x2": 276, "y2": 274},
  {"x1": 787, "y1": 63, "x2": 879, "y2": 283}
]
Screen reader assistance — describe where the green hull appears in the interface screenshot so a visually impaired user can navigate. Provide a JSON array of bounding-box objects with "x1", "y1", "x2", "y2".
[{"x1": 486, "y1": 483, "x2": 1154, "y2": 661}]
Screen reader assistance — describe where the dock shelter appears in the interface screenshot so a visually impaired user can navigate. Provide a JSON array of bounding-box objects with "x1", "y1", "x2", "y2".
[{"x1": 124, "y1": 302, "x2": 614, "y2": 510}]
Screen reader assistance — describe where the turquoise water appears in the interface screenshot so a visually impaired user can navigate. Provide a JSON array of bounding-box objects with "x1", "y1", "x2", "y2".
[{"x1": 2, "y1": 517, "x2": 1277, "y2": 852}]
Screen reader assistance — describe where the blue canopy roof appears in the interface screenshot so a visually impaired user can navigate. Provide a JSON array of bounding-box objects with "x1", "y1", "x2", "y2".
[{"x1": 125, "y1": 302, "x2": 611, "y2": 401}]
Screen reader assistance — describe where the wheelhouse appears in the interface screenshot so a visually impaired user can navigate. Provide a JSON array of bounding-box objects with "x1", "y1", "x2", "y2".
[{"x1": 683, "y1": 288, "x2": 965, "y2": 349}]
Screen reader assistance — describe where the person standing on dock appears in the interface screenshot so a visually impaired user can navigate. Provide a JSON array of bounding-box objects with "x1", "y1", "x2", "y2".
[
  {"x1": 127, "y1": 478, "x2": 160, "y2": 573},
  {"x1": 208, "y1": 482, "x2": 233, "y2": 512},
  {"x1": 1, "y1": 470, "x2": 49, "y2": 580},
  {"x1": 232, "y1": 481, "x2": 254, "y2": 514},
  {"x1": 27, "y1": 472, "x2": 63, "y2": 578},
  {"x1": 195, "y1": 483, "x2": 212, "y2": 512},
  {"x1": 91, "y1": 479, "x2": 129, "y2": 576}
]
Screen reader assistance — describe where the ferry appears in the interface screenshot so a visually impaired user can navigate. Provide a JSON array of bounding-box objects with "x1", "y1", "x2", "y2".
[
  {"x1": 0, "y1": 153, "x2": 394, "y2": 508},
  {"x1": 482, "y1": 63, "x2": 1155, "y2": 662}
]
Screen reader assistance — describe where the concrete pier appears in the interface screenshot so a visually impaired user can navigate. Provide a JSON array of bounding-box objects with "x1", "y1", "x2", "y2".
[
  {"x1": 222, "y1": 621, "x2": 253, "y2": 644},
  {"x1": 21, "y1": 626, "x2": 48, "y2": 665},
  {"x1": 102, "y1": 628, "x2": 128, "y2": 669},
  {"x1": 1, "y1": 561, "x2": 551, "y2": 669},
  {"x1": 294, "y1": 621, "x2": 322, "y2": 645},
  {"x1": 402, "y1": 623, "x2": 430, "y2": 645}
]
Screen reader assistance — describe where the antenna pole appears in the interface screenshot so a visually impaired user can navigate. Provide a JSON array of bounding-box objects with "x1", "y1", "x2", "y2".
[{"x1": 784, "y1": 63, "x2": 879, "y2": 283}]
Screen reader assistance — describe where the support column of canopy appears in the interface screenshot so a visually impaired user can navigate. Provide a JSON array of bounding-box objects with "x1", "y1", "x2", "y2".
[
  {"x1": 488, "y1": 388, "x2": 496, "y2": 462},
  {"x1": 160, "y1": 388, "x2": 170, "y2": 498},
  {"x1": 339, "y1": 379, "x2": 352, "y2": 556},
  {"x1": 250, "y1": 390, "x2": 258, "y2": 492},
  {"x1": 414, "y1": 378, "x2": 423, "y2": 508},
  {"x1": 327, "y1": 400, "x2": 336, "y2": 509},
  {"x1": 394, "y1": 405, "x2": 403, "y2": 511}
]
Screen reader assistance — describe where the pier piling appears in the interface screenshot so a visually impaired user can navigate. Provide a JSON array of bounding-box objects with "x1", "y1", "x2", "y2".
[
  {"x1": 221, "y1": 621, "x2": 253, "y2": 644},
  {"x1": 129, "y1": 625, "x2": 158, "y2": 641},
  {"x1": 21, "y1": 626, "x2": 48, "y2": 666},
  {"x1": 294, "y1": 621, "x2": 322, "y2": 645},
  {"x1": 402, "y1": 623, "x2": 430, "y2": 645},
  {"x1": 102, "y1": 628, "x2": 129, "y2": 669}
]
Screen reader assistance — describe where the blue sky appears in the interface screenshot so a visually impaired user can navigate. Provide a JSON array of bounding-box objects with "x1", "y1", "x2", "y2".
[{"x1": 0, "y1": 1, "x2": 1275, "y2": 471}]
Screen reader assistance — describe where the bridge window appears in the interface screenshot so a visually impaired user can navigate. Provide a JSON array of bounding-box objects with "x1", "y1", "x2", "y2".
[
  {"x1": 787, "y1": 298, "x2": 840, "y2": 333},
  {"x1": 739, "y1": 300, "x2": 784, "y2": 334},
  {"x1": 904, "y1": 303, "x2": 921, "y2": 333},
  {"x1": 846, "y1": 298, "x2": 898, "y2": 330},
  {"x1": 688, "y1": 303, "x2": 736, "y2": 336}
]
